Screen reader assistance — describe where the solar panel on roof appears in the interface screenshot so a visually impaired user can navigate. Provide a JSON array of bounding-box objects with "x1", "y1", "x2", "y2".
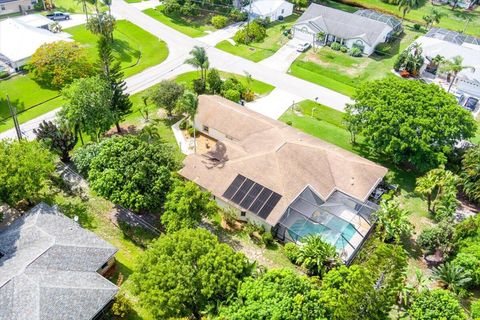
[
  {"x1": 232, "y1": 179, "x2": 254, "y2": 203},
  {"x1": 223, "y1": 175, "x2": 246, "y2": 200},
  {"x1": 249, "y1": 188, "x2": 273, "y2": 214},
  {"x1": 240, "y1": 183, "x2": 263, "y2": 209},
  {"x1": 223, "y1": 174, "x2": 282, "y2": 219},
  {"x1": 258, "y1": 193, "x2": 282, "y2": 219}
]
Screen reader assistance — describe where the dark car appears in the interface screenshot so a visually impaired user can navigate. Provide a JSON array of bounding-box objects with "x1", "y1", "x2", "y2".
[
  {"x1": 46, "y1": 12, "x2": 70, "y2": 21},
  {"x1": 463, "y1": 97, "x2": 479, "y2": 111}
]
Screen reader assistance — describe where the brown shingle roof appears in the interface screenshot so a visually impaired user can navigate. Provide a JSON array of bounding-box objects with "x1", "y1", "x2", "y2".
[{"x1": 179, "y1": 95, "x2": 387, "y2": 225}]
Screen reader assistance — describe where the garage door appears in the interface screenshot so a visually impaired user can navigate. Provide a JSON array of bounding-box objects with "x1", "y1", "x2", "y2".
[{"x1": 293, "y1": 27, "x2": 313, "y2": 42}]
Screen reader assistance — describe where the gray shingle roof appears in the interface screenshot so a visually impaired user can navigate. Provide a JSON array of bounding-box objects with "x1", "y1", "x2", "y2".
[
  {"x1": 0, "y1": 203, "x2": 118, "y2": 320},
  {"x1": 294, "y1": 3, "x2": 393, "y2": 45}
]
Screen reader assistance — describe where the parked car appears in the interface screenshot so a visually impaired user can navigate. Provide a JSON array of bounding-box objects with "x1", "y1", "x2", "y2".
[
  {"x1": 46, "y1": 12, "x2": 70, "y2": 21},
  {"x1": 296, "y1": 42, "x2": 311, "y2": 52}
]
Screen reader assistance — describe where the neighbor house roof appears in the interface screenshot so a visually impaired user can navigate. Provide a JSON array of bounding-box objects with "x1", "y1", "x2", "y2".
[
  {"x1": 294, "y1": 3, "x2": 392, "y2": 45},
  {"x1": 0, "y1": 18, "x2": 70, "y2": 64},
  {"x1": 179, "y1": 95, "x2": 387, "y2": 226},
  {"x1": 415, "y1": 35, "x2": 480, "y2": 82},
  {"x1": 0, "y1": 203, "x2": 118, "y2": 320},
  {"x1": 15, "y1": 14, "x2": 53, "y2": 28},
  {"x1": 243, "y1": 0, "x2": 293, "y2": 16}
]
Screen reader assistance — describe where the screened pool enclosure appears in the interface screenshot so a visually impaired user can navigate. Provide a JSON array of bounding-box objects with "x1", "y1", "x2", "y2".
[{"x1": 274, "y1": 187, "x2": 379, "y2": 263}]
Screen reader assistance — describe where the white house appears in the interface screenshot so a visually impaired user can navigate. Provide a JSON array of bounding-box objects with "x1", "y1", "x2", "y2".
[
  {"x1": 0, "y1": 17, "x2": 71, "y2": 69},
  {"x1": 243, "y1": 0, "x2": 293, "y2": 21},
  {"x1": 416, "y1": 28, "x2": 480, "y2": 98},
  {"x1": 292, "y1": 4, "x2": 401, "y2": 56}
]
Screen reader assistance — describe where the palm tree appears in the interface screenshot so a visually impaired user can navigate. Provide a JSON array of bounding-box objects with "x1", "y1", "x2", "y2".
[
  {"x1": 139, "y1": 123, "x2": 161, "y2": 143},
  {"x1": 432, "y1": 262, "x2": 472, "y2": 294},
  {"x1": 178, "y1": 90, "x2": 199, "y2": 154},
  {"x1": 440, "y1": 55, "x2": 476, "y2": 92},
  {"x1": 398, "y1": 0, "x2": 419, "y2": 22},
  {"x1": 74, "y1": 0, "x2": 89, "y2": 20},
  {"x1": 373, "y1": 198, "x2": 413, "y2": 243},
  {"x1": 185, "y1": 46, "x2": 209, "y2": 82},
  {"x1": 461, "y1": 145, "x2": 480, "y2": 204},
  {"x1": 296, "y1": 234, "x2": 339, "y2": 276}
]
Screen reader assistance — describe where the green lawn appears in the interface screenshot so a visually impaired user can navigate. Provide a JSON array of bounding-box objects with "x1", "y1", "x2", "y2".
[
  {"x1": 331, "y1": 0, "x2": 480, "y2": 37},
  {"x1": 215, "y1": 15, "x2": 298, "y2": 62},
  {"x1": 289, "y1": 23, "x2": 423, "y2": 97},
  {"x1": 51, "y1": 0, "x2": 107, "y2": 14},
  {"x1": 143, "y1": 6, "x2": 216, "y2": 38},
  {"x1": 173, "y1": 70, "x2": 275, "y2": 95},
  {"x1": 0, "y1": 20, "x2": 168, "y2": 133},
  {"x1": 66, "y1": 20, "x2": 169, "y2": 78}
]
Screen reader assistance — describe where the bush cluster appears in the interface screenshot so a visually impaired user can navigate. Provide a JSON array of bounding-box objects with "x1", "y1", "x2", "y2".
[
  {"x1": 233, "y1": 21, "x2": 266, "y2": 44},
  {"x1": 211, "y1": 15, "x2": 228, "y2": 29}
]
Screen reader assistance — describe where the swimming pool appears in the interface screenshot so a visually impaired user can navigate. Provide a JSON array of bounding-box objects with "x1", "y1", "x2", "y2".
[{"x1": 287, "y1": 218, "x2": 357, "y2": 250}]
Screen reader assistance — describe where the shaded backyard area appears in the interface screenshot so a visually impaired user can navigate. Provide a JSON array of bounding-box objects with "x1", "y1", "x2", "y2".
[{"x1": 215, "y1": 14, "x2": 298, "y2": 62}]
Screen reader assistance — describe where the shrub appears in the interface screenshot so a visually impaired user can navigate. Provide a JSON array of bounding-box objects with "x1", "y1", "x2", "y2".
[
  {"x1": 221, "y1": 207, "x2": 237, "y2": 227},
  {"x1": 0, "y1": 70, "x2": 9, "y2": 79},
  {"x1": 163, "y1": 0, "x2": 181, "y2": 14},
  {"x1": 233, "y1": 21, "x2": 266, "y2": 44},
  {"x1": 413, "y1": 24, "x2": 422, "y2": 31},
  {"x1": 472, "y1": 300, "x2": 480, "y2": 319},
  {"x1": 211, "y1": 15, "x2": 228, "y2": 29},
  {"x1": 286, "y1": 120, "x2": 293, "y2": 126},
  {"x1": 192, "y1": 78, "x2": 206, "y2": 94},
  {"x1": 243, "y1": 90, "x2": 255, "y2": 102},
  {"x1": 284, "y1": 242, "x2": 300, "y2": 263},
  {"x1": 72, "y1": 142, "x2": 104, "y2": 176},
  {"x1": 207, "y1": 68, "x2": 223, "y2": 94},
  {"x1": 0, "y1": 212, "x2": 4, "y2": 223},
  {"x1": 187, "y1": 126, "x2": 195, "y2": 137},
  {"x1": 417, "y1": 222, "x2": 454, "y2": 254},
  {"x1": 223, "y1": 89, "x2": 241, "y2": 102},
  {"x1": 349, "y1": 46, "x2": 362, "y2": 57},
  {"x1": 262, "y1": 232, "x2": 274, "y2": 247},
  {"x1": 408, "y1": 289, "x2": 467, "y2": 320},
  {"x1": 330, "y1": 42, "x2": 342, "y2": 51},
  {"x1": 110, "y1": 292, "x2": 132, "y2": 318},
  {"x1": 340, "y1": 45, "x2": 348, "y2": 53},
  {"x1": 222, "y1": 77, "x2": 245, "y2": 94},
  {"x1": 296, "y1": 235, "x2": 339, "y2": 276},
  {"x1": 180, "y1": 0, "x2": 198, "y2": 16},
  {"x1": 229, "y1": 8, "x2": 248, "y2": 22}
]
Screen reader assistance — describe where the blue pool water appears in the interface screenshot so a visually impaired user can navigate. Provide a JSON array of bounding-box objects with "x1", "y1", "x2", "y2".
[{"x1": 288, "y1": 219, "x2": 357, "y2": 250}]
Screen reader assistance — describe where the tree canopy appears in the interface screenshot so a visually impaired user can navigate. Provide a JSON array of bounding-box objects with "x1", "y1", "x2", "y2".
[
  {"x1": 149, "y1": 80, "x2": 185, "y2": 117},
  {"x1": 161, "y1": 181, "x2": 218, "y2": 233},
  {"x1": 88, "y1": 135, "x2": 179, "y2": 213},
  {"x1": 30, "y1": 41, "x2": 93, "y2": 89},
  {"x1": 407, "y1": 289, "x2": 467, "y2": 320},
  {"x1": 344, "y1": 77, "x2": 477, "y2": 171},
  {"x1": 461, "y1": 145, "x2": 480, "y2": 205},
  {"x1": 132, "y1": 228, "x2": 252, "y2": 319},
  {"x1": 60, "y1": 75, "x2": 115, "y2": 141},
  {"x1": 218, "y1": 269, "x2": 325, "y2": 320},
  {"x1": 0, "y1": 140, "x2": 55, "y2": 206},
  {"x1": 321, "y1": 242, "x2": 407, "y2": 319}
]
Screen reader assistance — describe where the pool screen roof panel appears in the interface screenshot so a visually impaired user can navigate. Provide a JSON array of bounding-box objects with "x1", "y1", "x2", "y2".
[{"x1": 223, "y1": 174, "x2": 282, "y2": 219}]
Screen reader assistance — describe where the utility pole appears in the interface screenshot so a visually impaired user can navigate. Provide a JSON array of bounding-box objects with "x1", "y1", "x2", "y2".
[{"x1": 6, "y1": 95, "x2": 22, "y2": 141}]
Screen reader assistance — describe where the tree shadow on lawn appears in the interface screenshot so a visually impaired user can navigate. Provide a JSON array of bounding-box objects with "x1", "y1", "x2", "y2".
[
  {"x1": 112, "y1": 38, "x2": 141, "y2": 66},
  {"x1": 370, "y1": 31, "x2": 407, "y2": 62},
  {"x1": 451, "y1": 9, "x2": 478, "y2": 23},
  {"x1": 0, "y1": 96, "x2": 25, "y2": 121}
]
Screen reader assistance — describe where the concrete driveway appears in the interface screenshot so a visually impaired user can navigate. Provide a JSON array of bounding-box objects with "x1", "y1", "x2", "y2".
[
  {"x1": 58, "y1": 14, "x2": 87, "y2": 29},
  {"x1": 258, "y1": 39, "x2": 303, "y2": 73},
  {"x1": 130, "y1": 0, "x2": 161, "y2": 11},
  {"x1": 246, "y1": 88, "x2": 303, "y2": 119}
]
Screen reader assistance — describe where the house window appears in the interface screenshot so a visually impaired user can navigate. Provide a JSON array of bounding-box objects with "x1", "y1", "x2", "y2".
[
  {"x1": 281, "y1": 9, "x2": 284, "y2": 14},
  {"x1": 203, "y1": 125, "x2": 209, "y2": 133},
  {"x1": 100, "y1": 262, "x2": 108, "y2": 269},
  {"x1": 240, "y1": 211, "x2": 246, "y2": 217},
  {"x1": 1, "y1": 5, "x2": 5, "y2": 10}
]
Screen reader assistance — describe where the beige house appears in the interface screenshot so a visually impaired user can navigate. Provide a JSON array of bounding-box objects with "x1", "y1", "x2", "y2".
[
  {"x1": 0, "y1": 0, "x2": 37, "y2": 15},
  {"x1": 179, "y1": 95, "x2": 388, "y2": 263}
]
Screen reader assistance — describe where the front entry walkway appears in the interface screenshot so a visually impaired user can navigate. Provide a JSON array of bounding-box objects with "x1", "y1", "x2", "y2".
[{"x1": 258, "y1": 39, "x2": 303, "y2": 73}]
